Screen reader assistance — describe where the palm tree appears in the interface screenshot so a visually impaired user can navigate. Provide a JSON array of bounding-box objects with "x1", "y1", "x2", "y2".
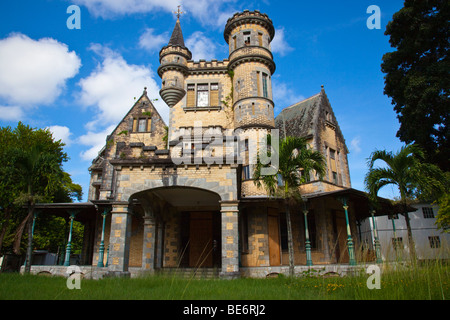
[
  {"x1": 365, "y1": 144, "x2": 447, "y2": 261},
  {"x1": 254, "y1": 135, "x2": 326, "y2": 276}
]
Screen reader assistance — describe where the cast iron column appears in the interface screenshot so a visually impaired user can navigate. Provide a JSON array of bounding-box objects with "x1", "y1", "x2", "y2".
[
  {"x1": 97, "y1": 208, "x2": 110, "y2": 267},
  {"x1": 64, "y1": 211, "x2": 77, "y2": 266},
  {"x1": 303, "y1": 203, "x2": 313, "y2": 266}
]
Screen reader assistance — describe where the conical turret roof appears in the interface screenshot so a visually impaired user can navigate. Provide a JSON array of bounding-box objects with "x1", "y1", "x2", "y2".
[{"x1": 168, "y1": 19, "x2": 185, "y2": 47}]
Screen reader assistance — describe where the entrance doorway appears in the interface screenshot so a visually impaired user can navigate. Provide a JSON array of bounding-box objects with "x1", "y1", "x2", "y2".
[
  {"x1": 189, "y1": 212, "x2": 213, "y2": 267},
  {"x1": 180, "y1": 211, "x2": 221, "y2": 268}
]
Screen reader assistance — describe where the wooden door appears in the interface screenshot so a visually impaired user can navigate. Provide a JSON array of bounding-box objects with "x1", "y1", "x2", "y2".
[
  {"x1": 268, "y1": 212, "x2": 281, "y2": 266},
  {"x1": 189, "y1": 212, "x2": 213, "y2": 268},
  {"x1": 335, "y1": 213, "x2": 349, "y2": 263}
]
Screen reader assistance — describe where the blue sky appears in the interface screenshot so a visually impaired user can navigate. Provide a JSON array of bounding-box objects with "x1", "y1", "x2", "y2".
[{"x1": 0, "y1": 0, "x2": 406, "y2": 201}]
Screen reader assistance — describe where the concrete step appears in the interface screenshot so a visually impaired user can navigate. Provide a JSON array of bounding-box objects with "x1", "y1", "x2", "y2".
[{"x1": 159, "y1": 268, "x2": 221, "y2": 279}]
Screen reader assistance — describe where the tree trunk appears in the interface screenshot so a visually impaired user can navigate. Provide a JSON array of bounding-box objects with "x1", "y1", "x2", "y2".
[
  {"x1": 403, "y1": 211, "x2": 416, "y2": 261},
  {"x1": 399, "y1": 192, "x2": 416, "y2": 262},
  {"x1": 285, "y1": 202, "x2": 295, "y2": 277},
  {"x1": 0, "y1": 207, "x2": 12, "y2": 253},
  {"x1": 24, "y1": 203, "x2": 35, "y2": 273},
  {"x1": 12, "y1": 211, "x2": 33, "y2": 255}
]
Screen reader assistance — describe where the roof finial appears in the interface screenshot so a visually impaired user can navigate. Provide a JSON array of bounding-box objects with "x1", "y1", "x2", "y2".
[{"x1": 173, "y1": 5, "x2": 184, "y2": 21}]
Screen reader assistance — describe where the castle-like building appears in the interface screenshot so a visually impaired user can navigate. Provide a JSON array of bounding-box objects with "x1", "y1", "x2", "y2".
[{"x1": 32, "y1": 10, "x2": 396, "y2": 278}]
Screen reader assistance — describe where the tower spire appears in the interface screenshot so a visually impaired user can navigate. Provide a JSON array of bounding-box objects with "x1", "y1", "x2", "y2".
[
  {"x1": 158, "y1": 5, "x2": 191, "y2": 108},
  {"x1": 168, "y1": 6, "x2": 186, "y2": 47}
]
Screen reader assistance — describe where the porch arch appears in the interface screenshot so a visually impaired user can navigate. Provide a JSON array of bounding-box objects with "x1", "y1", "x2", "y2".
[
  {"x1": 121, "y1": 174, "x2": 236, "y2": 204},
  {"x1": 128, "y1": 186, "x2": 225, "y2": 272}
]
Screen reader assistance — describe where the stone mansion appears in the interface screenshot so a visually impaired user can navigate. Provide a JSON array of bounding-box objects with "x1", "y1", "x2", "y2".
[{"x1": 30, "y1": 10, "x2": 400, "y2": 278}]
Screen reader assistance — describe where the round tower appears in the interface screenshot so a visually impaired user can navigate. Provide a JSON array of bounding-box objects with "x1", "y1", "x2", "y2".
[
  {"x1": 224, "y1": 10, "x2": 276, "y2": 129},
  {"x1": 158, "y1": 17, "x2": 192, "y2": 108}
]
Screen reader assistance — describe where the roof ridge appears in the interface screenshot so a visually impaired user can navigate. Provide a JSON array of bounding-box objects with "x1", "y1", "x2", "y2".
[{"x1": 283, "y1": 92, "x2": 321, "y2": 111}]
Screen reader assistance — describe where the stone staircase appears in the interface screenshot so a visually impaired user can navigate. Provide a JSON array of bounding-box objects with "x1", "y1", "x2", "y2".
[{"x1": 159, "y1": 268, "x2": 221, "y2": 279}]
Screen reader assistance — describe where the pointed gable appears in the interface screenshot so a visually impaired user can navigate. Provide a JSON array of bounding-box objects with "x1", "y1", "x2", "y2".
[
  {"x1": 92, "y1": 88, "x2": 168, "y2": 165},
  {"x1": 275, "y1": 88, "x2": 348, "y2": 153}
]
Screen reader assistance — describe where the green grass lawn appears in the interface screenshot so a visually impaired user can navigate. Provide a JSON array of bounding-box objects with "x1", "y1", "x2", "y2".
[{"x1": 0, "y1": 262, "x2": 448, "y2": 300}]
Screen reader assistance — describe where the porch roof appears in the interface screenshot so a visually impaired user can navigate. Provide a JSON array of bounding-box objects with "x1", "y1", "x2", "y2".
[
  {"x1": 32, "y1": 201, "x2": 112, "y2": 223},
  {"x1": 302, "y1": 188, "x2": 417, "y2": 219}
]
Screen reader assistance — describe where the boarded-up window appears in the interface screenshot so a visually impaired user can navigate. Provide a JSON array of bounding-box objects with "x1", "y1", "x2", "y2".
[
  {"x1": 147, "y1": 118, "x2": 152, "y2": 132},
  {"x1": 210, "y1": 83, "x2": 219, "y2": 106},
  {"x1": 330, "y1": 148, "x2": 337, "y2": 173},
  {"x1": 187, "y1": 84, "x2": 195, "y2": 107},
  {"x1": 256, "y1": 72, "x2": 261, "y2": 96}
]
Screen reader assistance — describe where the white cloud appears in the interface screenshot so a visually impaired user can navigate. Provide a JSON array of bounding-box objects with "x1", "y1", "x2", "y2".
[
  {"x1": 74, "y1": 0, "x2": 237, "y2": 28},
  {"x1": 350, "y1": 136, "x2": 362, "y2": 154},
  {"x1": 0, "y1": 105, "x2": 24, "y2": 121},
  {"x1": 182, "y1": 0, "x2": 236, "y2": 28},
  {"x1": 185, "y1": 32, "x2": 217, "y2": 61},
  {"x1": 73, "y1": 0, "x2": 179, "y2": 18},
  {"x1": 77, "y1": 45, "x2": 169, "y2": 161},
  {"x1": 271, "y1": 27, "x2": 294, "y2": 57},
  {"x1": 78, "y1": 125, "x2": 116, "y2": 161},
  {"x1": 47, "y1": 125, "x2": 73, "y2": 146},
  {"x1": 0, "y1": 33, "x2": 81, "y2": 107},
  {"x1": 139, "y1": 28, "x2": 169, "y2": 53},
  {"x1": 78, "y1": 44, "x2": 168, "y2": 128},
  {"x1": 272, "y1": 79, "x2": 304, "y2": 112}
]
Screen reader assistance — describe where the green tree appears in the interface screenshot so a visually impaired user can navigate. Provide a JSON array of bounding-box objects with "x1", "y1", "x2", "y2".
[
  {"x1": 365, "y1": 144, "x2": 447, "y2": 260},
  {"x1": 254, "y1": 136, "x2": 326, "y2": 276},
  {"x1": 436, "y1": 193, "x2": 450, "y2": 232},
  {"x1": 0, "y1": 122, "x2": 82, "y2": 268},
  {"x1": 381, "y1": 0, "x2": 450, "y2": 171},
  {"x1": 0, "y1": 126, "x2": 18, "y2": 253}
]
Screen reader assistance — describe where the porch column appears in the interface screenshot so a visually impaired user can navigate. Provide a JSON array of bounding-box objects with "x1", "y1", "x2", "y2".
[
  {"x1": 142, "y1": 215, "x2": 156, "y2": 272},
  {"x1": 97, "y1": 208, "x2": 110, "y2": 267},
  {"x1": 338, "y1": 197, "x2": 356, "y2": 266},
  {"x1": 371, "y1": 209, "x2": 383, "y2": 264},
  {"x1": 63, "y1": 211, "x2": 78, "y2": 266},
  {"x1": 108, "y1": 202, "x2": 131, "y2": 274},
  {"x1": 220, "y1": 201, "x2": 240, "y2": 279},
  {"x1": 303, "y1": 203, "x2": 313, "y2": 266}
]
